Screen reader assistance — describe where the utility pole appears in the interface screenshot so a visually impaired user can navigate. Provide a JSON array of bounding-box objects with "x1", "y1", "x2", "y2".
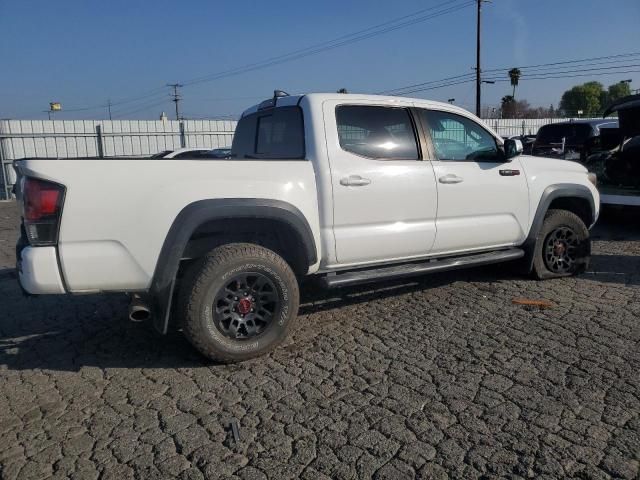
[
  {"x1": 167, "y1": 83, "x2": 183, "y2": 120},
  {"x1": 475, "y1": 0, "x2": 482, "y2": 117},
  {"x1": 107, "y1": 99, "x2": 112, "y2": 120}
]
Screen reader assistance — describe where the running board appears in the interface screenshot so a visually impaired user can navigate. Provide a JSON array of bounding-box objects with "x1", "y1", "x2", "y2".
[{"x1": 320, "y1": 248, "x2": 525, "y2": 288}]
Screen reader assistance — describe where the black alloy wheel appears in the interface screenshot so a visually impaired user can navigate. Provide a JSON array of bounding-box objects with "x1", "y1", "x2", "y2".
[
  {"x1": 213, "y1": 272, "x2": 279, "y2": 340},
  {"x1": 543, "y1": 226, "x2": 579, "y2": 274}
]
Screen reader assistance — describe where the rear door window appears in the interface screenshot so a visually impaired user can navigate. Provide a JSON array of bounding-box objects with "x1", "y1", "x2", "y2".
[{"x1": 336, "y1": 105, "x2": 419, "y2": 160}]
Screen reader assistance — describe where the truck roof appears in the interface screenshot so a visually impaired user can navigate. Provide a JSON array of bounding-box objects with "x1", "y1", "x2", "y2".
[{"x1": 240, "y1": 92, "x2": 474, "y2": 119}]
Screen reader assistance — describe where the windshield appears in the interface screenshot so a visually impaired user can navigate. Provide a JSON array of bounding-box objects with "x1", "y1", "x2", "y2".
[{"x1": 536, "y1": 124, "x2": 592, "y2": 145}]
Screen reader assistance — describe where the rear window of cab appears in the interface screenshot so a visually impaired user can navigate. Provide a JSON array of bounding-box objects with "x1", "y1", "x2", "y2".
[{"x1": 231, "y1": 106, "x2": 305, "y2": 159}]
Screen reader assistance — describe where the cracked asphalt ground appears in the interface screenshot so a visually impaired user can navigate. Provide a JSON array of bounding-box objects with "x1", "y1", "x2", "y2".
[{"x1": 0, "y1": 200, "x2": 639, "y2": 480}]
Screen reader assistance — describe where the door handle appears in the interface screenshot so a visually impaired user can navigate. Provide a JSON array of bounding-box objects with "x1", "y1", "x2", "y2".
[
  {"x1": 340, "y1": 175, "x2": 371, "y2": 187},
  {"x1": 438, "y1": 174, "x2": 463, "y2": 184}
]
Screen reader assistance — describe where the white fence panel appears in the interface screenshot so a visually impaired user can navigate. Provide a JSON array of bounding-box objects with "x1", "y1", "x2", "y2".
[
  {"x1": 0, "y1": 118, "x2": 239, "y2": 198},
  {"x1": 0, "y1": 116, "x2": 600, "y2": 199}
]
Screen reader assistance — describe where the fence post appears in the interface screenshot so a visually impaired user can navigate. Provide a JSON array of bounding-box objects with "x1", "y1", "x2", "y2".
[
  {"x1": 96, "y1": 125, "x2": 105, "y2": 159},
  {"x1": 521, "y1": 120, "x2": 525, "y2": 136},
  {"x1": 0, "y1": 137, "x2": 8, "y2": 200},
  {"x1": 179, "y1": 121, "x2": 186, "y2": 148}
]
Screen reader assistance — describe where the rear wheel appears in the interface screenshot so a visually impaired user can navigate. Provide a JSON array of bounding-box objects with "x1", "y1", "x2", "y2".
[
  {"x1": 532, "y1": 209, "x2": 590, "y2": 279},
  {"x1": 178, "y1": 243, "x2": 299, "y2": 363}
]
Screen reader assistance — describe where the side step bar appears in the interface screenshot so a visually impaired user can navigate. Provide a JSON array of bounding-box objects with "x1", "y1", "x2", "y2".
[{"x1": 320, "y1": 248, "x2": 525, "y2": 289}]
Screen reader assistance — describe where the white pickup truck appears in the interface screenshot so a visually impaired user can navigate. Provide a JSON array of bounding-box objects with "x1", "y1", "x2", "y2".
[{"x1": 14, "y1": 92, "x2": 599, "y2": 362}]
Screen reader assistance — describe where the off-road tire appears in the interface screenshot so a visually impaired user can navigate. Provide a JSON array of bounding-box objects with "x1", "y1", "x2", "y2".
[
  {"x1": 178, "y1": 243, "x2": 299, "y2": 363},
  {"x1": 532, "y1": 209, "x2": 590, "y2": 280}
]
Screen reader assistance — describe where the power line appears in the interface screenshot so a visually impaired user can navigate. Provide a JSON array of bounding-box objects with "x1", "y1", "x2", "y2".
[
  {"x1": 483, "y1": 51, "x2": 640, "y2": 73},
  {"x1": 111, "y1": 97, "x2": 170, "y2": 119},
  {"x1": 378, "y1": 72, "x2": 475, "y2": 95},
  {"x1": 393, "y1": 79, "x2": 476, "y2": 96},
  {"x1": 486, "y1": 69, "x2": 640, "y2": 83},
  {"x1": 482, "y1": 64, "x2": 640, "y2": 81},
  {"x1": 49, "y1": 0, "x2": 473, "y2": 115},
  {"x1": 380, "y1": 53, "x2": 640, "y2": 97},
  {"x1": 386, "y1": 69, "x2": 640, "y2": 97},
  {"x1": 58, "y1": 87, "x2": 169, "y2": 113},
  {"x1": 491, "y1": 57, "x2": 640, "y2": 76},
  {"x1": 182, "y1": 0, "x2": 474, "y2": 87}
]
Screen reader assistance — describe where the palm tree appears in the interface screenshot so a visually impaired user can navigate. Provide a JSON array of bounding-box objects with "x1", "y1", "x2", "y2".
[{"x1": 508, "y1": 68, "x2": 521, "y2": 98}]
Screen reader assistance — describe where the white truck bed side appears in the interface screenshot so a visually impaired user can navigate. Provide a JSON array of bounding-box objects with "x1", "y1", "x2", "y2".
[{"x1": 16, "y1": 159, "x2": 321, "y2": 292}]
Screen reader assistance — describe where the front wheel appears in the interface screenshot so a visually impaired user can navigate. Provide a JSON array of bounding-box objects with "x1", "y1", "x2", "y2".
[
  {"x1": 532, "y1": 209, "x2": 591, "y2": 279},
  {"x1": 178, "y1": 243, "x2": 300, "y2": 363}
]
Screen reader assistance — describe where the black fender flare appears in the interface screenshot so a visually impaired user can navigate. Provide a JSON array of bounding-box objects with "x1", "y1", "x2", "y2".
[
  {"x1": 521, "y1": 183, "x2": 596, "y2": 272},
  {"x1": 150, "y1": 198, "x2": 317, "y2": 334}
]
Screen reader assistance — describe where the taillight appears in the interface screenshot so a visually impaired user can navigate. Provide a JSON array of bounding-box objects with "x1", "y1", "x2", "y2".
[{"x1": 22, "y1": 177, "x2": 65, "y2": 246}]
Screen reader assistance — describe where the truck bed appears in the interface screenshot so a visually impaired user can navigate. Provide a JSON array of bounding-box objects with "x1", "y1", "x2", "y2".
[{"x1": 14, "y1": 157, "x2": 320, "y2": 292}]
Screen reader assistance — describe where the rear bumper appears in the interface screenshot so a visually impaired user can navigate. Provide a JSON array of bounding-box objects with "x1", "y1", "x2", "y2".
[{"x1": 17, "y1": 246, "x2": 66, "y2": 294}]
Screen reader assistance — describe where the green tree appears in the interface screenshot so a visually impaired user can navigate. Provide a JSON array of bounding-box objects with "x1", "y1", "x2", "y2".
[
  {"x1": 501, "y1": 95, "x2": 516, "y2": 117},
  {"x1": 559, "y1": 81, "x2": 604, "y2": 116},
  {"x1": 601, "y1": 81, "x2": 631, "y2": 107},
  {"x1": 508, "y1": 68, "x2": 521, "y2": 98}
]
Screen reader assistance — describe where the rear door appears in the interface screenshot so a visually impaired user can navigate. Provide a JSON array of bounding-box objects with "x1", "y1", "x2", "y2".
[
  {"x1": 323, "y1": 100, "x2": 438, "y2": 266},
  {"x1": 416, "y1": 108, "x2": 529, "y2": 254}
]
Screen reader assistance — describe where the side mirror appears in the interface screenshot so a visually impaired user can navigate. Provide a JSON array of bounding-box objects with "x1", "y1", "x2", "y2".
[{"x1": 504, "y1": 138, "x2": 523, "y2": 160}]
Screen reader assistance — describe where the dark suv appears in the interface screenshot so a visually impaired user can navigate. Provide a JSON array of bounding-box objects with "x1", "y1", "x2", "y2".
[{"x1": 532, "y1": 119, "x2": 618, "y2": 162}]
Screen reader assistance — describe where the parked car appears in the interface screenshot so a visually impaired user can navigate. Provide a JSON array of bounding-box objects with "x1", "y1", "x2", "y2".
[
  {"x1": 149, "y1": 147, "x2": 222, "y2": 159},
  {"x1": 584, "y1": 94, "x2": 640, "y2": 206},
  {"x1": 14, "y1": 92, "x2": 599, "y2": 362},
  {"x1": 532, "y1": 119, "x2": 618, "y2": 162}
]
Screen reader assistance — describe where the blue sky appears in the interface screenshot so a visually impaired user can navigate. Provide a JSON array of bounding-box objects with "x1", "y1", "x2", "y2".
[{"x1": 1, "y1": 0, "x2": 639, "y2": 119}]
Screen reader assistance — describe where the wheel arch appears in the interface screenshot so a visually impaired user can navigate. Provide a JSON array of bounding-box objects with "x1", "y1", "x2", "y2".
[
  {"x1": 521, "y1": 184, "x2": 596, "y2": 273},
  {"x1": 149, "y1": 198, "x2": 317, "y2": 334}
]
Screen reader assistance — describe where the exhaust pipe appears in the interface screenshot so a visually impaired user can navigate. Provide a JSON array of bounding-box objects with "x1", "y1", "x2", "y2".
[{"x1": 129, "y1": 294, "x2": 151, "y2": 322}]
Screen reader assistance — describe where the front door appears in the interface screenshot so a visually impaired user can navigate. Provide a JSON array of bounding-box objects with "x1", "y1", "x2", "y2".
[
  {"x1": 416, "y1": 108, "x2": 529, "y2": 255},
  {"x1": 323, "y1": 100, "x2": 438, "y2": 267}
]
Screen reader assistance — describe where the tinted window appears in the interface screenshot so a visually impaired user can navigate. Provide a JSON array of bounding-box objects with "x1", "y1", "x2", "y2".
[
  {"x1": 536, "y1": 124, "x2": 592, "y2": 145},
  {"x1": 336, "y1": 106, "x2": 419, "y2": 160},
  {"x1": 420, "y1": 110, "x2": 499, "y2": 161},
  {"x1": 231, "y1": 106, "x2": 304, "y2": 159}
]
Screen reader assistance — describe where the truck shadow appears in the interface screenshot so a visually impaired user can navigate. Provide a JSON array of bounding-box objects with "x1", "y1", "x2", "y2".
[
  {"x1": 1, "y1": 251, "x2": 637, "y2": 373},
  {"x1": 0, "y1": 267, "x2": 502, "y2": 372}
]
